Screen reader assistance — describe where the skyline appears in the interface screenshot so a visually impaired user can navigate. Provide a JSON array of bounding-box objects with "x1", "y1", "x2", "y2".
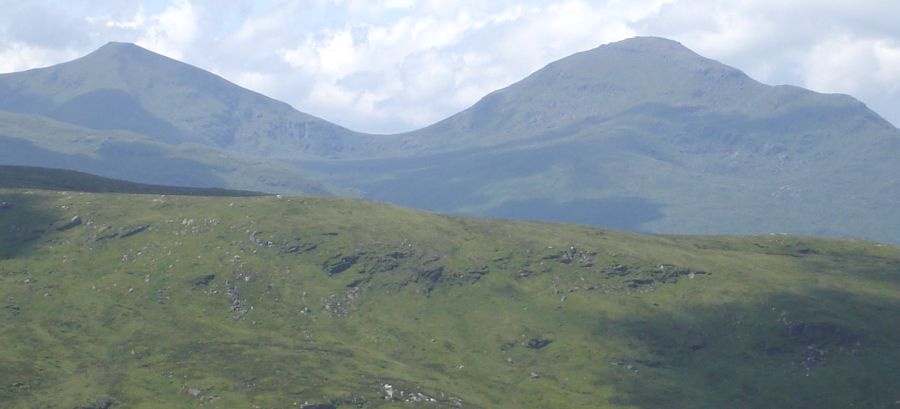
[{"x1": 2, "y1": 0, "x2": 899, "y2": 133}]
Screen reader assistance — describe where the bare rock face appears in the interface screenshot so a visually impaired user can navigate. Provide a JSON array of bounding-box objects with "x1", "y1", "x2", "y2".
[{"x1": 57, "y1": 215, "x2": 82, "y2": 231}]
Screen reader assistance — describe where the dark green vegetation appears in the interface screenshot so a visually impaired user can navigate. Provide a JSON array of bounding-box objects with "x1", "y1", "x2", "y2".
[
  {"x1": 2, "y1": 37, "x2": 899, "y2": 243},
  {"x1": 2, "y1": 188, "x2": 898, "y2": 408},
  {"x1": 0, "y1": 165, "x2": 265, "y2": 196}
]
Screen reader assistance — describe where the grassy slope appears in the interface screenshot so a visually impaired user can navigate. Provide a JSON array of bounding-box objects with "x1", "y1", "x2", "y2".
[{"x1": 1, "y1": 188, "x2": 897, "y2": 408}]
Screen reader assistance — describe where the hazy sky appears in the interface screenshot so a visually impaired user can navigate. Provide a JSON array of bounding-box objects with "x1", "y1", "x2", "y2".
[{"x1": 2, "y1": 0, "x2": 899, "y2": 133}]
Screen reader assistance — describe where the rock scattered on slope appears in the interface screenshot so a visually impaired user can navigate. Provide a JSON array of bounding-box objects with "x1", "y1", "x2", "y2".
[{"x1": 56, "y1": 215, "x2": 82, "y2": 231}]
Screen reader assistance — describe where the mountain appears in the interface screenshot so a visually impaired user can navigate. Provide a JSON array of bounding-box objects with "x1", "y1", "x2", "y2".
[
  {"x1": 1, "y1": 186, "x2": 898, "y2": 408},
  {"x1": 0, "y1": 110, "x2": 331, "y2": 195},
  {"x1": 0, "y1": 42, "x2": 376, "y2": 159},
  {"x1": 1, "y1": 38, "x2": 899, "y2": 243},
  {"x1": 0, "y1": 165, "x2": 266, "y2": 196},
  {"x1": 396, "y1": 37, "x2": 896, "y2": 152},
  {"x1": 296, "y1": 37, "x2": 900, "y2": 243}
]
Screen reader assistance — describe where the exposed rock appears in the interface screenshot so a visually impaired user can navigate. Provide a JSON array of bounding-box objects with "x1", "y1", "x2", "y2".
[
  {"x1": 94, "y1": 230, "x2": 119, "y2": 241},
  {"x1": 226, "y1": 285, "x2": 248, "y2": 320},
  {"x1": 120, "y1": 225, "x2": 149, "y2": 238},
  {"x1": 324, "y1": 254, "x2": 361, "y2": 276},
  {"x1": 415, "y1": 266, "x2": 445, "y2": 294},
  {"x1": 526, "y1": 338, "x2": 552, "y2": 349},
  {"x1": 322, "y1": 287, "x2": 360, "y2": 318},
  {"x1": 0, "y1": 201, "x2": 11, "y2": 209},
  {"x1": 57, "y1": 215, "x2": 82, "y2": 231},
  {"x1": 458, "y1": 266, "x2": 490, "y2": 281},
  {"x1": 624, "y1": 279, "x2": 655, "y2": 288},
  {"x1": 187, "y1": 388, "x2": 203, "y2": 397},
  {"x1": 300, "y1": 403, "x2": 336, "y2": 409},
  {"x1": 605, "y1": 263, "x2": 708, "y2": 290},
  {"x1": 543, "y1": 246, "x2": 595, "y2": 266},
  {"x1": 367, "y1": 251, "x2": 410, "y2": 274},
  {"x1": 605, "y1": 264, "x2": 632, "y2": 276},
  {"x1": 284, "y1": 238, "x2": 318, "y2": 254},
  {"x1": 249, "y1": 230, "x2": 274, "y2": 247},
  {"x1": 381, "y1": 383, "x2": 438, "y2": 404},
  {"x1": 190, "y1": 274, "x2": 216, "y2": 288}
]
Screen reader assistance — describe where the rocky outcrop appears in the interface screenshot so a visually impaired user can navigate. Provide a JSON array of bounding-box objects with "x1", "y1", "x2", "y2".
[
  {"x1": 56, "y1": 215, "x2": 82, "y2": 231},
  {"x1": 324, "y1": 253, "x2": 362, "y2": 276},
  {"x1": 119, "y1": 225, "x2": 149, "y2": 238},
  {"x1": 189, "y1": 274, "x2": 216, "y2": 288},
  {"x1": 73, "y1": 397, "x2": 119, "y2": 409}
]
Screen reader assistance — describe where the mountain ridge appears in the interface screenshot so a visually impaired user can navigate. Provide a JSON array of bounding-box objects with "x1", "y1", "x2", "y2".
[
  {"x1": 2, "y1": 36, "x2": 899, "y2": 243},
  {"x1": 397, "y1": 36, "x2": 894, "y2": 153},
  {"x1": 0, "y1": 40, "x2": 376, "y2": 159}
]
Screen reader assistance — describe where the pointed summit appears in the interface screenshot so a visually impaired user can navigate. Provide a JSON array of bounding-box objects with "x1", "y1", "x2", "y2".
[
  {"x1": 408, "y1": 36, "x2": 877, "y2": 151},
  {"x1": 0, "y1": 41, "x2": 370, "y2": 157},
  {"x1": 94, "y1": 41, "x2": 146, "y2": 53}
]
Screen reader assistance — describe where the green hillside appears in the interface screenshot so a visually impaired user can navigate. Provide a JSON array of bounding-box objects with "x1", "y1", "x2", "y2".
[{"x1": 1, "y1": 187, "x2": 897, "y2": 408}]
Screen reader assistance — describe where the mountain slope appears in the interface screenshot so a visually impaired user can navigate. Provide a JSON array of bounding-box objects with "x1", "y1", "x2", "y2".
[
  {"x1": 0, "y1": 110, "x2": 331, "y2": 195},
  {"x1": 399, "y1": 36, "x2": 895, "y2": 152},
  {"x1": 1, "y1": 188, "x2": 898, "y2": 408},
  {"x1": 0, "y1": 42, "x2": 376, "y2": 159},
  {"x1": 0, "y1": 165, "x2": 266, "y2": 196},
  {"x1": 1, "y1": 37, "x2": 899, "y2": 243},
  {"x1": 298, "y1": 37, "x2": 900, "y2": 243}
]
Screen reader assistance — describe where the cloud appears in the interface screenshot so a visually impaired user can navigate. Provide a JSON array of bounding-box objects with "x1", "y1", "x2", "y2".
[
  {"x1": 637, "y1": 0, "x2": 900, "y2": 125},
  {"x1": 266, "y1": 0, "x2": 666, "y2": 132},
  {"x1": 1, "y1": 0, "x2": 900, "y2": 131},
  {"x1": 134, "y1": 0, "x2": 199, "y2": 60}
]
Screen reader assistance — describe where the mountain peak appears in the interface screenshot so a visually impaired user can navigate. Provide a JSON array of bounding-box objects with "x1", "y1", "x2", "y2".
[
  {"x1": 605, "y1": 35, "x2": 688, "y2": 49},
  {"x1": 87, "y1": 41, "x2": 174, "y2": 64},
  {"x1": 98, "y1": 41, "x2": 141, "y2": 50}
]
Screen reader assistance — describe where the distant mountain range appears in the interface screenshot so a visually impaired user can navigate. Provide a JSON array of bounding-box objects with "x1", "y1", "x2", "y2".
[{"x1": 1, "y1": 37, "x2": 898, "y2": 243}]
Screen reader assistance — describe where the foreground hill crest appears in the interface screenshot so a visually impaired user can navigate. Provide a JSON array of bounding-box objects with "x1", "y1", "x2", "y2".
[{"x1": 0, "y1": 186, "x2": 898, "y2": 408}]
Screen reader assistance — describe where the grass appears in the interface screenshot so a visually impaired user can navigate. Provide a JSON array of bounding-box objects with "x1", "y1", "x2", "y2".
[{"x1": 0, "y1": 188, "x2": 898, "y2": 408}]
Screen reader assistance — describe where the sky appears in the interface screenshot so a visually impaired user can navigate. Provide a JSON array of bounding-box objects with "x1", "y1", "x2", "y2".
[{"x1": 1, "y1": 0, "x2": 899, "y2": 134}]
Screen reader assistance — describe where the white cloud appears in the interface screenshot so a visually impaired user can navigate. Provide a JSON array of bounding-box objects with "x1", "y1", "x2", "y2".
[
  {"x1": 804, "y1": 36, "x2": 900, "y2": 96},
  {"x1": 134, "y1": 0, "x2": 198, "y2": 60},
  {"x1": 0, "y1": 41, "x2": 81, "y2": 72}
]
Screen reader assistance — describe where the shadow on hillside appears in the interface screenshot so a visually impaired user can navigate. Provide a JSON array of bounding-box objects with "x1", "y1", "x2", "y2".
[
  {"x1": 0, "y1": 135, "x2": 228, "y2": 189},
  {"x1": 0, "y1": 192, "x2": 63, "y2": 260},
  {"x1": 481, "y1": 197, "x2": 663, "y2": 231},
  {"x1": 603, "y1": 288, "x2": 900, "y2": 409}
]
